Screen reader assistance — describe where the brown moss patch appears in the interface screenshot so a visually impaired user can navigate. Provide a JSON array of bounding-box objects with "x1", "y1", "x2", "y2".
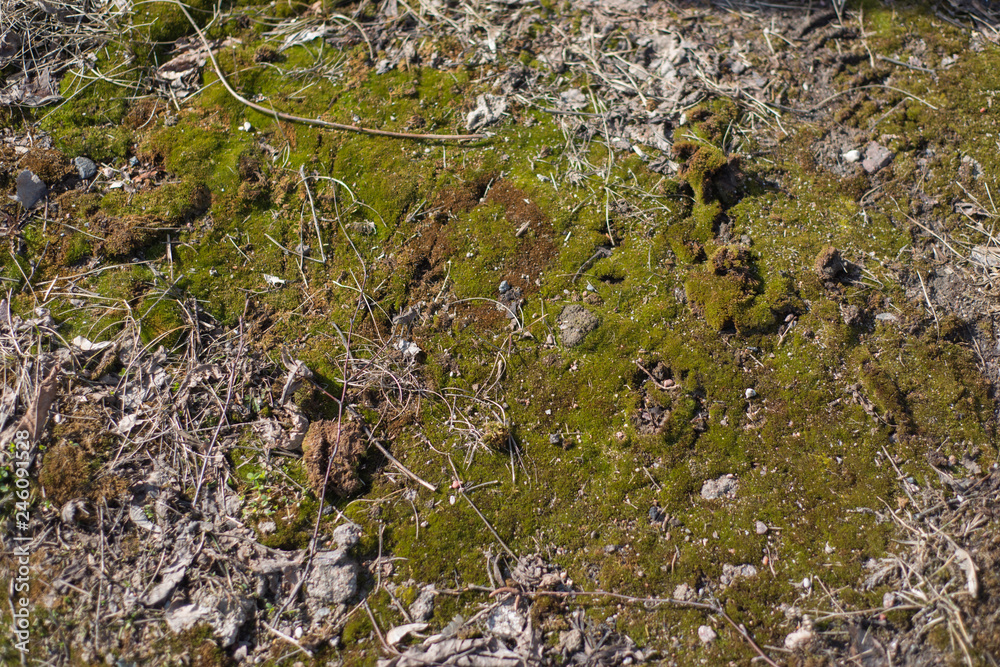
[
  {"x1": 123, "y1": 98, "x2": 162, "y2": 132},
  {"x1": 432, "y1": 172, "x2": 494, "y2": 220},
  {"x1": 18, "y1": 148, "x2": 72, "y2": 184},
  {"x1": 485, "y1": 179, "x2": 545, "y2": 229},
  {"x1": 90, "y1": 213, "x2": 158, "y2": 257},
  {"x1": 302, "y1": 418, "x2": 368, "y2": 498},
  {"x1": 39, "y1": 442, "x2": 93, "y2": 505},
  {"x1": 399, "y1": 219, "x2": 455, "y2": 295},
  {"x1": 482, "y1": 179, "x2": 557, "y2": 295}
]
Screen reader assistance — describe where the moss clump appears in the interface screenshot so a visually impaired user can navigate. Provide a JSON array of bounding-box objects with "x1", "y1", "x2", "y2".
[
  {"x1": 690, "y1": 98, "x2": 740, "y2": 144},
  {"x1": 481, "y1": 420, "x2": 511, "y2": 451},
  {"x1": 128, "y1": 0, "x2": 214, "y2": 61},
  {"x1": 665, "y1": 104, "x2": 747, "y2": 266},
  {"x1": 137, "y1": 297, "x2": 186, "y2": 349},
  {"x1": 142, "y1": 123, "x2": 222, "y2": 182},
  {"x1": 675, "y1": 143, "x2": 728, "y2": 204},
  {"x1": 102, "y1": 181, "x2": 211, "y2": 225},
  {"x1": 60, "y1": 234, "x2": 93, "y2": 266},
  {"x1": 685, "y1": 244, "x2": 791, "y2": 332}
]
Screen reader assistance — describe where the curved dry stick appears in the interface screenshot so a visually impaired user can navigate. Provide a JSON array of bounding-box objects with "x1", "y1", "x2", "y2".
[{"x1": 170, "y1": 0, "x2": 488, "y2": 142}]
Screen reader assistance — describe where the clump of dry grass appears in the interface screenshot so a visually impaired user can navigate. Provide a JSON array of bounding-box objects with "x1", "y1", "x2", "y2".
[
  {"x1": 809, "y1": 449, "x2": 999, "y2": 666},
  {"x1": 0, "y1": 0, "x2": 126, "y2": 106}
]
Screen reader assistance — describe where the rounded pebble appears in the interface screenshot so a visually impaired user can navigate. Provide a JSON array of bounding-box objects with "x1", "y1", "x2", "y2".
[
  {"x1": 74, "y1": 157, "x2": 97, "y2": 180},
  {"x1": 697, "y1": 625, "x2": 717, "y2": 644},
  {"x1": 499, "y1": 280, "x2": 511, "y2": 293},
  {"x1": 843, "y1": 149, "x2": 861, "y2": 162},
  {"x1": 745, "y1": 388, "x2": 757, "y2": 399},
  {"x1": 755, "y1": 520, "x2": 768, "y2": 535}
]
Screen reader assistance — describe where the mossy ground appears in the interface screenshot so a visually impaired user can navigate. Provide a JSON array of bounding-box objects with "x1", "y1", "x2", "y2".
[{"x1": 2, "y1": 0, "x2": 999, "y2": 664}]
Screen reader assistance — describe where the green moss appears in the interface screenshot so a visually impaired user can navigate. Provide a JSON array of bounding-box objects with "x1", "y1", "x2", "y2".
[
  {"x1": 101, "y1": 180, "x2": 211, "y2": 226},
  {"x1": 62, "y1": 234, "x2": 92, "y2": 266},
  {"x1": 137, "y1": 296, "x2": 185, "y2": 349},
  {"x1": 685, "y1": 244, "x2": 790, "y2": 332},
  {"x1": 128, "y1": 0, "x2": 214, "y2": 61},
  {"x1": 43, "y1": 67, "x2": 134, "y2": 161},
  {"x1": 677, "y1": 144, "x2": 728, "y2": 203},
  {"x1": 12, "y1": 7, "x2": 1000, "y2": 664}
]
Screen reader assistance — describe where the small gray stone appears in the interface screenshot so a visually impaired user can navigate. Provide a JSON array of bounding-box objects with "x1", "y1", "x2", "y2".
[
  {"x1": 485, "y1": 602, "x2": 525, "y2": 641},
  {"x1": 672, "y1": 583, "x2": 696, "y2": 601},
  {"x1": 332, "y1": 523, "x2": 361, "y2": 549},
  {"x1": 862, "y1": 141, "x2": 893, "y2": 174},
  {"x1": 409, "y1": 587, "x2": 436, "y2": 622},
  {"x1": 305, "y1": 548, "x2": 359, "y2": 606},
  {"x1": 755, "y1": 520, "x2": 768, "y2": 535},
  {"x1": 74, "y1": 156, "x2": 98, "y2": 180},
  {"x1": 11, "y1": 170, "x2": 46, "y2": 209},
  {"x1": 557, "y1": 304, "x2": 599, "y2": 347},
  {"x1": 466, "y1": 94, "x2": 508, "y2": 131},
  {"x1": 164, "y1": 590, "x2": 252, "y2": 647},
  {"x1": 548, "y1": 433, "x2": 562, "y2": 446},
  {"x1": 700, "y1": 474, "x2": 737, "y2": 500},
  {"x1": 559, "y1": 628, "x2": 584, "y2": 654},
  {"x1": 499, "y1": 280, "x2": 511, "y2": 293},
  {"x1": 721, "y1": 563, "x2": 758, "y2": 586}
]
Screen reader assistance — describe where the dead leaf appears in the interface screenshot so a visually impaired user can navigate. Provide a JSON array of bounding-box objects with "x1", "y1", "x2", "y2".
[
  {"x1": 386, "y1": 623, "x2": 429, "y2": 647},
  {"x1": 954, "y1": 547, "x2": 979, "y2": 598},
  {"x1": 14, "y1": 362, "x2": 60, "y2": 442}
]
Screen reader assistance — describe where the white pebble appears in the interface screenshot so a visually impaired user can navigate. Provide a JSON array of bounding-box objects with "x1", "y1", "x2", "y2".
[
  {"x1": 784, "y1": 627, "x2": 814, "y2": 651},
  {"x1": 697, "y1": 625, "x2": 717, "y2": 644},
  {"x1": 745, "y1": 388, "x2": 757, "y2": 399},
  {"x1": 755, "y1": 521, "x2": 768, "y2": 535},
  {"x1": 843, "y1": 149, "x2": 861, "y2": 162}
]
